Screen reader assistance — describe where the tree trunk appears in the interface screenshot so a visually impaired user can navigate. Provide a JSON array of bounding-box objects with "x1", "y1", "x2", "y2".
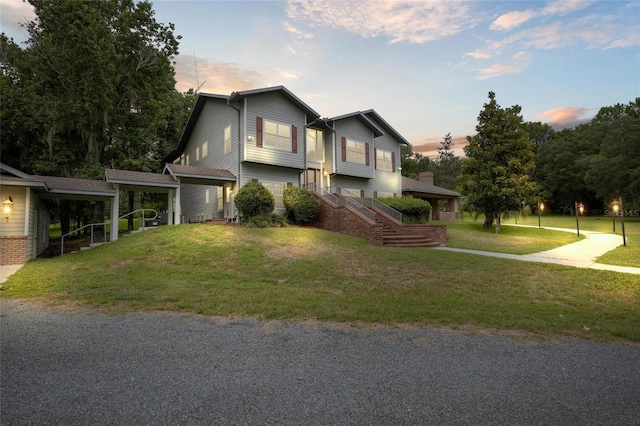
[{"x1": 483, "y1": 213, "x2": 494, "y2": 229}]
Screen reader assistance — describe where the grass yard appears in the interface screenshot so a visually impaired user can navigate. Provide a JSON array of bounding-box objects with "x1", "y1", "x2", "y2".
[
  {"x1": 2, "y1": 225, "x2": 639, "y2": 343},
  {"x1": 441, "y1": 213, "x2": 640, "y2": 268}
]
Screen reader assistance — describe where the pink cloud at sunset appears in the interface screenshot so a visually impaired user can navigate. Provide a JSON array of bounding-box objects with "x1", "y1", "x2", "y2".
[{"x1": 539, "y1": 107, "x2": 592, "y2": 130}]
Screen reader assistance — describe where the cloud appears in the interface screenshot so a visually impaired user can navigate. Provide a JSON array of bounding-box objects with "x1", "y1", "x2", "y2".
[
  {"x1": 539, "y1": 107, "x2": 591, "y2": 129},
  {"x1": 0, "y1": 0, "x2": 37, "y2": 40},
  {"x1": 475, "y1": 51, "x2": 531, "y2": 80},
  {"x1": 542, "y1": 0, "x2": 594, "y2": 16},
  {"x1": 490, "y1": 10, "x2": 536, "y2": 31},
  {"x1": 286, "y1": 0, "x2": 477, "y2": 44},
  {"x1": 275, "y1": 68, "x2": 301, "y2": 80},
  {"x1": 412, "y1": 135, "x2": 469, "y2": 159},
  {"x1": 173, "y1": 55, "x2": 268, "y2": 94}
]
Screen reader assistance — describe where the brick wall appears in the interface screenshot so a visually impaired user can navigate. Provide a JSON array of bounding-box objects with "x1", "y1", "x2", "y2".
[
  {"x1": 373, "y1": 209, "x2": 447, "y2": 244},
  {"x1": 1, "y1": 236, "x2": 28, "y2": 265},
  {"x1": 311, "y1": 196, "x2": 384, "y2": 245},
  {"x1": 310, "y1": 195, "x2": 447, "y2": 246}
]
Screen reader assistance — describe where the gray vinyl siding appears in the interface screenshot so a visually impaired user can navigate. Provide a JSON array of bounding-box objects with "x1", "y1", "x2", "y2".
[
  {"x1": 372, "y1": 133, "x2": 402, "y2": 196},
  {"x1": 240, "y1": 163, "x2": 300, "y2": 214},
  {"x1": 188, "y1": 99, "x2": 240, "y2": 175},
  {"x1": 180, "y1": 183, "x2": 219, "y2": 223},
  {"x1": 334, "y1": 117, "x2": 375, "y2": 179},
  {"x1": 324, "y1": 130, "x2": 336, "y2": 175},
  {"x1": 243, "y1": 93, "x2": 306, "y2": 169}
]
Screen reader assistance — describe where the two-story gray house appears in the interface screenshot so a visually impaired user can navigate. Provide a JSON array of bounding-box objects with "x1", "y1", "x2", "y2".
[{"x1": 164, "y1": 86, "x2": 408, "y2": 223}]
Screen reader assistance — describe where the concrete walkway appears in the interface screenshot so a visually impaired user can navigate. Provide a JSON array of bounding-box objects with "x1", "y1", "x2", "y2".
[
  {"x1": 435, "y1": 225, "x2": 640, "y2": 274},
  {"x1": 0, "y1": 264, "x2": 24, "y2": 285}
]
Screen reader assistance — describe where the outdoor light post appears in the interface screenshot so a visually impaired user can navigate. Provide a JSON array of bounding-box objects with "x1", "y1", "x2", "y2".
[
  {"x1": 538, "y1": 201, "x2": 544, "y2": 229},
  {"x1": 619, "y1": 197, "x2": 627, "y2": 247},
  {"x1": 612, "y1": 199, "x2": 619, "y2": 233},
  {"x1": 575, "y1": 201, "x2": 584, "y2": 237}
]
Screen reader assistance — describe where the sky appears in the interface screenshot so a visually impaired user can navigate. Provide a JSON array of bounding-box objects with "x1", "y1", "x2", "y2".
[{"x1": 1, "y1": 0, "x2": 639, "y2": 157}]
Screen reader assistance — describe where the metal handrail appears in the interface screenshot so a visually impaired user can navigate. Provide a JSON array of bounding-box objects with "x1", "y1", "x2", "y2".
[
  {"x1": 330, "y1": 186, "x2": 376, "y2": 222},
  {"x1": 363, "y1": 197, "x2": 403, "y2": 224},
  {"x1": 61, "y1": 209, "x2": 159, "y2": 255},
  {"x1": 61, "y1": 222, "x2": 109, "y2": 255},
  {"x1": 303, "y1": 183, "x2": 344, "y2": 206}
]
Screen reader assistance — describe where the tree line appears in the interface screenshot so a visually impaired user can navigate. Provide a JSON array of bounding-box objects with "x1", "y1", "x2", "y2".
[
  {"x1": 402, "y1": 93, "x2": 639, "y2": 232},
  {"x1": 1, "y1": 0, "x2": 194, "y2": 234}
]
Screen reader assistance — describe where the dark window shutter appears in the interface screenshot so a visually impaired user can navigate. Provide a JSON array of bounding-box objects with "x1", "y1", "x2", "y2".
[
  {"x1": 392, "y1": 151, "x2": 396, "y2": 172},
  {"x1": 365, "y1": 143, "x2": 370, "y2": 166},
  {"x1": 251, "y1": 178, "x2": 259, "y2": 183},
  {"x1": 341, "y1": 137, "x2": 346, "y2": 162},
  {"x1": 256, "y1": 117, "x2": 263, "y2": 147},
  {"x1": 291, "y1": 125, "x2": 297, "y2": 153},
  {"x1": 374, "y1": 191, "x2": 378, "y2": 198},
  {"x1": 393, "y1": 192, "x2": 397, "y2": 198},
  {"x1": 374, "y1": 148, "x2": 377, "y2": 169},
  {"x1": 287, "y1": 182, "x2": 293, "y2": 188},
  {"x1": 360, "y1": 190, "x2": 365, "y2": 198}
]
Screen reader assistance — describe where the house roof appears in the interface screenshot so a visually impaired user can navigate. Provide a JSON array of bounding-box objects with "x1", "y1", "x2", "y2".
[
  {"x1": 228, "y1": 86, "x2": 320, "y2": 119},
  {"x1": 165, "y1": 93, "x2": 229, "y2": 163},
  {"x1": 329, "y1": 112, "x2": 384, "y2": 137},
  {"x1": 0, "y1": 162, "x2": 47, "y2": 188},
  {"x1": 164, "y1": 163, "x2": 236, "y2": 186},
  {"x1": 362, "y1": 110, "x2": 410, "y2": 145},
  {"x1": 37, "y1": 175, "x2": 116, "y2": 200},
  {"x1": 402, "y1": 176, "x2": 461, "y2": 198}
]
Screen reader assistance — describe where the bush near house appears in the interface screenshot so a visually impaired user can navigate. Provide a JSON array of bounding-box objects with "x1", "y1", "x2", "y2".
[
  {"x1": 283, "y1": 187, "x2": 320, "y2": 224},
  {"x1": 246, "y1": 214, "x2": 288, "y2": 228},
  {"x1": 380, "y1": 197, "x2": 432, "y2": 223},
  {"x1": 234, "y1": 182, "x2": 275, "y2": 220}
]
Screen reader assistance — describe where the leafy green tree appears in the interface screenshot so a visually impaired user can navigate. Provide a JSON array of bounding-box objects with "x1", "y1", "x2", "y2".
[
  {"x1": 463, "y1": 92, "x2": 537, "y2": 233},
  {"x1": 400, "y1": 144, "x2": 434, "y2": 180},
  {"x1": 523, "y1": 122, "x2": 555, "y2": 152},
  {"x1": 433, "y1": 133, "x2": 462, "y2": 190}
]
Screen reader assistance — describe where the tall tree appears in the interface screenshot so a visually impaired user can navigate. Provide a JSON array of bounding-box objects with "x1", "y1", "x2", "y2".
[
  {"x1": 463, "y1": 92, "x2": 537, "y2": 233},
  {"x1": 433, "y1": 133, "x2": 462, "y2": 190},
  {"x1": 400, "y1": 144, "x2": 434, "y2": 180}
]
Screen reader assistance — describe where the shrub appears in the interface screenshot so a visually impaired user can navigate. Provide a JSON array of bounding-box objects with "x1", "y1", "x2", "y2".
[
  {"x1": 234, "y1": 182, "x2": 275, "y2": 220},
  {"x1": 245, "y1": 214, "x2": 288, "y2": 228},
  {"x1": 245, "y1": 214, "x2": 272, "y2": 228},
  {"x1": 379, "y1": 197, "x2": 432, "y2": 223},
  {"x1": 282, "y1": 187, "x2": 320, "y2": 224}
]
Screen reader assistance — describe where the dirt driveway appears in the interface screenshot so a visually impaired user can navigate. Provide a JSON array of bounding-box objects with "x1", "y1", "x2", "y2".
[{"x1": 1, "y1": 299, "x2": 639, "y2": 425}]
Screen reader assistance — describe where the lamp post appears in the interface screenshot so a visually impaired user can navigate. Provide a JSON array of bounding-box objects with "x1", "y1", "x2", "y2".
[
  {"x1": 538, "y1": 201, "x2": 544, "y2": 229},
  {"x1": 619, "y1": 197, "x2": 627, "y2": 247},
  {"x1": 575, "y1": 201, "x2": 584, "y2": 236},
  {"x1": 611, "y1": 199, "x2": 620, "y2": 233}
]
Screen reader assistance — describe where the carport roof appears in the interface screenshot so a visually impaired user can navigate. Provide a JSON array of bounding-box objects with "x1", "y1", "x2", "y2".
[
  {"x1": 105, "y1": 169, "x2": 179, "y2": 188},
  {"x1": 164, "y1": 163, "x2": 236, "y2": 186},
  {"x1": 402, "y1": 176, "x2": 461, "y2": 198},
  {"x1": 37, "y1": 175, "x2": 116, "y2": 200}
]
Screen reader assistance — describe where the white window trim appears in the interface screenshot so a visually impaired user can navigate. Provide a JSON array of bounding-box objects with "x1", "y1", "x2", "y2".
[
  {"x1": 202, "y1": 141, "x2": 208, "y2": 158},
  {"x1": 261, "y1": 181, "x2": 287, "y2": 208},
  {"x1": 264, "y1": 119, "x2": 291, "y2": 151},
  {"x1": 377, "y1": 149, "x2": 392, "y2": 171},
  {"x1": 346, "y1": 139, "x2": 366, "y2": 165}
]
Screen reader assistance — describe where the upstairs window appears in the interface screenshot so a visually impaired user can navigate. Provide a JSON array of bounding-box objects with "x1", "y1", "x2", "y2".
[
  {"x1": 224, "y1": 126, "x2": 231, "y2": 154},
  {"x1": 342, "y1": 138, "x2": 369, "y2": 165},
  {"x1": 376, "y1": 149, "x2": 394, "y2": 171},
  {"x1": 256, "y1": 117, "x2": 297, "y2": 153},
  {"x1": 202, "y1": 141, "x2": 208, "y2": 158}
]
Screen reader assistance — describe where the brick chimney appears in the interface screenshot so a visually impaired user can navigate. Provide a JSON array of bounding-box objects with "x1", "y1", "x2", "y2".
[{"x1": 419, "y1": 171, "x2": 434, "y2": 185}]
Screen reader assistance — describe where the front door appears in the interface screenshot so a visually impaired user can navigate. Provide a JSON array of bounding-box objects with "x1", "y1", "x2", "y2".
[{"x1": 306, "y1": 128, "x2": 325, "y2": 189}]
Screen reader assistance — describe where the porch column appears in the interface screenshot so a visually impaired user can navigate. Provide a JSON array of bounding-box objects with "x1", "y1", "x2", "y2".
[
  {"x1": 448, "y1": 198, "x2": 458, "y2": 214},
  {"x1": 167, "y1": 189, "x2": 174, "y2": 225},
  {"x1": 174, "y1": 180, "x2": 181, "y2": 224},
  {"x1": 111, "y1": 184, "x2": 119, "y2": 242}
]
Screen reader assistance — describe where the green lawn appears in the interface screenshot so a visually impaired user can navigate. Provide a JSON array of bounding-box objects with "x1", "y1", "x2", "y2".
[
  {"x1": 2, "y1": 225, "x2": 639, "y2": 342},
  {"x1": 440, "y1": 213, "x2": 639, "y2": 268}
]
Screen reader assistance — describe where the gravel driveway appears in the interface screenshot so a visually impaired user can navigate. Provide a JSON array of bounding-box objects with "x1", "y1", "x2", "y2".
[{"x1": 1, "y1": 299, "x2": 639, "y2": 425}]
